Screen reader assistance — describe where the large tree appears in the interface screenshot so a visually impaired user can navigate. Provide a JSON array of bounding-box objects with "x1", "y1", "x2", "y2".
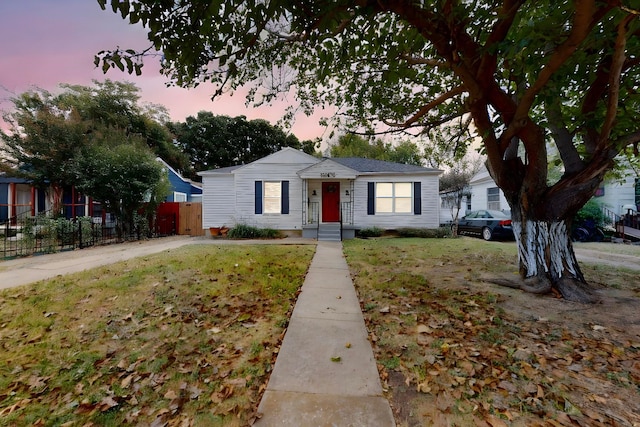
[
  {"x1": 1, "y1": 81, "x2": 174, "y2": 226},
  {"x1": 97, "y1": 1, "x2": 640, "y2": 302},
  {"x1": 169, "y1": 112, "x2": 316, "y2": 174},
  {"x1": 329, "y1": 134, "x2": 424, "y2": 165},
  {"x1": 73, "y1": 142, "x2": 169, "y2": 238}
]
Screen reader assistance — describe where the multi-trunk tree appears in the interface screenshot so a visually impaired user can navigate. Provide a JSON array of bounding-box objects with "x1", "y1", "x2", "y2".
[{"x1": 97, "y1": 1, "x2": 640, "y2": 302}]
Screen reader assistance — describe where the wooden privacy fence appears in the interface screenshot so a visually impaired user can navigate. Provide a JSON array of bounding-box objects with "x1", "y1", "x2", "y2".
[{"x1": 157, "y1": 202, "x2": 203, "y2": 236}]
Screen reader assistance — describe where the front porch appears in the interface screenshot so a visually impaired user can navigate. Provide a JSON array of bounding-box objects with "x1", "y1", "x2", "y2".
[{"x1": 301, "y1": 179, "x2": 355, "y2": 241}]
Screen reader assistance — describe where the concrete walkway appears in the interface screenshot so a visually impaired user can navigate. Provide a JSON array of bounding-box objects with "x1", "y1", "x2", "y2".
[{"x1": 255, "y1": 241, "x2": 395, "y2": 426}]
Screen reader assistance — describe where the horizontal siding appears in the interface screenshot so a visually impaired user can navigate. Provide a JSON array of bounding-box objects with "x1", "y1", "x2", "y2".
[
  {"x1": 353, "y1": 175, "x2": 440, "y2": 229},
  {"x1": 470, "y1": 180, "x2": 508, "y2": 212},
  {"x1": 596, "y1": 176, "x2": 636, "y2": 215},
  {"x1": 202, "y1": 175, "x2": 236, "y2": 227},
  {"x1": 234, "y1": 161, "x2": 316, "y2": 230},
  {"x1": 299, "y1": 160, "x2": 357, "y2": 179}
]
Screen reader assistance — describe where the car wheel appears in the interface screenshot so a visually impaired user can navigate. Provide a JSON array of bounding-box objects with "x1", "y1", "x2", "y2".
[{"x1": 482, "y1": 227, "x2": 493, "y2": 241}]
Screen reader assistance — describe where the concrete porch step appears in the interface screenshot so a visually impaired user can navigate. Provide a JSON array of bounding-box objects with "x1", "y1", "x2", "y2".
[{"x1": 317, "y1": 223, "x2": 341, "y2": 242}]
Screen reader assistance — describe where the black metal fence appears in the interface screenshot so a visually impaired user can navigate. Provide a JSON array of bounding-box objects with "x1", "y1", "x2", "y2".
[{"x1": 1, "y1": 210, "x2": 176, "y2": 259}]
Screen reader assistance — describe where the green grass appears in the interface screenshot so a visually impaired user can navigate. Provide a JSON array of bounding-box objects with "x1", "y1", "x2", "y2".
[{"x1": 0, "y1": 244, "x2": 314, "y2": 426}]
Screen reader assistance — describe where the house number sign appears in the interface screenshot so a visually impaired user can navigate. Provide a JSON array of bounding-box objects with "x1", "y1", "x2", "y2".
[{"x1": 320, "y1": 172, "x2": 336, "y2": 177}]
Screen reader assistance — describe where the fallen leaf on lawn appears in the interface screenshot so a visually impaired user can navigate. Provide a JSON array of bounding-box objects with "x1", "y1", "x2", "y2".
[
  {"x1": 164, "y1": 389, "x2": 178, "y2": 400},
  {"x1": 226, "y1": 378, "x2": 247, "y2": 387},
  {"x1": 237, "y1": 313, "x2": 251, "y2": 322},
  {"x1": 379, "y1": 306, "x2": 390, "y2": 313},
  {"x1": 485, "y1": 415, "x2": 508, "y2": 427},
  {"x1": 99, "y1": 396, "x2": 119, "y2": 411},
  {"x1": 417, "y1": 324, "x2": 431, "y2": 334},
  {"x1": 345, "y1": 342, "x2": 351, "y2": 348},
  {"x1": 121, "y1": 374, "x2": 134, "y2": 389},
  {"x1": 417, "y1": 381, "x2": 431, "y2": 393},
  {"x1": 331, "y1": 356, "x2": 342, "y2": 362},
  {"x1": 564, "y1": 399, "x2": 582, "y2": 416},
  {"x1": 0, "y1": 398, "x2": 31, "y2": 416},
  {"x1": 591, "y1": 324, "x2": 606, "y2": 331}
]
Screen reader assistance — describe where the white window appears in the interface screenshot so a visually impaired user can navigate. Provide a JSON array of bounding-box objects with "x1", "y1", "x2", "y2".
[
  {"x1": 376, "y1": 182, "x2": 412, "y2": 213},
  {"x1": 264, "y1": 182, "x2": 281, "y2": 214},
  {"x1": 173, "y1": 192, "x2": 187, "y2": 202},
  {"x1": 487, "y1": 187, "x2": 500, "y2": 210}
]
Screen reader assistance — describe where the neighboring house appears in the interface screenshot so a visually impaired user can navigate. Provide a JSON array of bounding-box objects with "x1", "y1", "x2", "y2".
[
  {"x1": 1, "y1": 175, "x2": 49, "y2": 222},
  {"x1": 468, "y1": 167, "x2": 510, "y2": 214},
  {"x1": 198, "y1": 147, "x2": 442, "y2": 240},
  {"x1": 592, "y1": 175, "x2": 639, "y2": 216},
  {"x1": 468, "y1": 166, "x2": 639, "y2": 218},
  {"x1": 439, "y1": 190, "x2": 471, "y2": 226},
  {"x1": 157, "y1": 158, "x2": 203, "y2": 202}
]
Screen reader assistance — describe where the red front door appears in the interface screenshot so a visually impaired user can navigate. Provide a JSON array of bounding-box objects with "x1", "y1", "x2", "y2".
[{"x1": 322, "y1": 182, "x2": 340, "y2": 222}]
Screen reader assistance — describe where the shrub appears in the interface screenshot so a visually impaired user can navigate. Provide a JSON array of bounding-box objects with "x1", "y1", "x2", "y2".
[
  {"x1": 574, "y1": 199, "x2": 607, "y2": 227},
  {"x1": 396, "y1": 227, "x2": 452, "y2": 238},
  {"x1": 228, "y1": 224, "x2": 282, "y2": 239},
  {"x1": 357, "y1": 227, "x2": 384, "y2": 238}
]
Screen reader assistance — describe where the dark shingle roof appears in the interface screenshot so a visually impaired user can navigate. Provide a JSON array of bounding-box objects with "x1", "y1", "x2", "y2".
[
  {"x1": 330, "y1": 157, "x2": 439, "y2": 174},
  {"x1": 204, "y1": 165, "x2": 244, "y2": 174}
]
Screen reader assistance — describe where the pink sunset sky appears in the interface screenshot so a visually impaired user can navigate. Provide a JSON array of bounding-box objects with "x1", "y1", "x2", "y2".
[{"x1": 0, "y1": 0, "x2": 329, "y2": 141}]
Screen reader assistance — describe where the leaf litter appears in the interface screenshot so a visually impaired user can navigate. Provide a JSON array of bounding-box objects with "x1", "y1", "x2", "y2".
[
  {"x1": 0, "y1": 244, "x2": 314, "y2": 426},
  {"x1": 344, "y1": 237, "x2": 640, "y2": 427}
]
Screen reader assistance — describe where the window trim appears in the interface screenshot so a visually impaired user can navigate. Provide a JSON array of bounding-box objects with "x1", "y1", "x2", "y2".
[
  {"x1": 173, "y1": 191, "x2": 187, "y2": 202},
  {"x1": 255, "y1": 180, "x2": 289, "y2": 215},
  {"x1": 375, "y1": 182, "x2": 414, "y2": 214},
  {"x1": 487, "y1": 187, "x2": 501, "y2": 211}
]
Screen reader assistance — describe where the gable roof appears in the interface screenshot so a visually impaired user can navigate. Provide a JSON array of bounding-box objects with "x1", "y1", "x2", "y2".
[
  {"x1": 156, "y1": 158, "x2": 202, "y2": 190},
  {"x1": 330, "y1": 157, "x2": 441, "y2": 174},
  {"x1": 198, "y1": 147, "x2": 319, "y2": 176}
]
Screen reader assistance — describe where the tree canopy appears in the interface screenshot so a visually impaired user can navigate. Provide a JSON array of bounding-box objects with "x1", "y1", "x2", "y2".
[
  {"x1": 329, "y1": 134, "x2": 424, "y2": 166},
  {"x1": 0, "y1": 80, "x2": 172, "y2": 228},
  {"x1": 96, "y1": 1, "x2": 640, "y2": 302},
  {"x1": 168, "y1": 111, "x2": 317, "y2": 175}
]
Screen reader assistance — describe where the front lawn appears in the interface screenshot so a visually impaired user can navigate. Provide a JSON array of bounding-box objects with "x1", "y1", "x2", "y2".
[
  {"x1": 0, "y1": 244, "x2": 314, "y2": 426},
  {"x1": 344, "y1": 237, "x2": 640, "y2": 427}
]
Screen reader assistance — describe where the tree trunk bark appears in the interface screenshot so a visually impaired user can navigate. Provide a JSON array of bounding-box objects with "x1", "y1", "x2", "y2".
[{"x1": 511, "y1": 217, "x2": 600, "y2": 303}]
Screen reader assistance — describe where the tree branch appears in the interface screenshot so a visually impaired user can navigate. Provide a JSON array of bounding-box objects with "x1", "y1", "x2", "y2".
[
  {"x1": 382, "y1": 86, "x2": 465, "y2": 128},
  {"x1": 545, "y1": 98, "x2": 584, "y2": 175},
  {"x1": 598, "y1": 14, "x2": 635, "y2": 147}
]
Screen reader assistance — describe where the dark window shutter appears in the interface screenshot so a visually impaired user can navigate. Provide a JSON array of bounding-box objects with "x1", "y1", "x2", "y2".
[
  {"x1": 281, "y1": 181, "x2": 289, "y2": 214},
  {"x1": 255, "y1": 181, "x2": 263, "y2": 214},
  {"x1": 414, "y1": 182, "x2": 422, "y2": 215},
  {"x1": 367, "y1": 182, "x2": 375, "y2": 215}
]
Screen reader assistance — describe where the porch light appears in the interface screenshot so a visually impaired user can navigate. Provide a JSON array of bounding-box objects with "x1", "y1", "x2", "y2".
[
  {"x1": 345, "y1": 190, "x2": 350, "y2": 195},
  {"x1": 312, "y1": 190, "x2": 317, "y2": 196}
]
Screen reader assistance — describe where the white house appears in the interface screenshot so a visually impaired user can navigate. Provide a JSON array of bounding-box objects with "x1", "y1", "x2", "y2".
[
  {"x1": 197, "y1": 148, "x2": 442, "y2": 240},
  {"x1": 592, "y1": 175, "x2": 638, "y2": 216},
  {"x1": 468, "y1": 167, "x2": 510, "y2": 213},
  {"x1": 468, "y1": 166, "x2": 639, "y2": 218}
]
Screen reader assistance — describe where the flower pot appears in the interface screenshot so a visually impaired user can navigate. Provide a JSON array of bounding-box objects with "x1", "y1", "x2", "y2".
[
  {"x1": 210, "y1": 227, "x2": 221, "y2": 236},
  {"x1": 220, "y1": 227, "x2": 229, "y2": 237}
]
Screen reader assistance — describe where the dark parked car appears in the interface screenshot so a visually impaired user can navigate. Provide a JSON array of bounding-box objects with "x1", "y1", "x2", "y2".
[{"x1": 457, "y1": 210, "x2": 514, "y2": 241}]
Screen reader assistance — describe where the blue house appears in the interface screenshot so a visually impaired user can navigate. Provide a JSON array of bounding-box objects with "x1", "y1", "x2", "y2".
[
  {"x1": 0, "y1": 175, "x2": 48, "y2": 222},
  {"x1": 157, "y1": 158, "x2": 202, "y2": 202}
]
